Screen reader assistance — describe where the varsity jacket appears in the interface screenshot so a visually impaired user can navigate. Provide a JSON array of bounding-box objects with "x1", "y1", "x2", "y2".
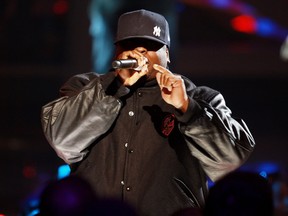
[{"x1": 41, "y1": 72, "x2": 255, "y2": 216}]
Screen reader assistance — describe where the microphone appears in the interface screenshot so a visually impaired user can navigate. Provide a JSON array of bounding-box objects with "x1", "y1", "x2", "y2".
[{"x1": 112, "y1": 59, "x2": 138, "y2": 69}]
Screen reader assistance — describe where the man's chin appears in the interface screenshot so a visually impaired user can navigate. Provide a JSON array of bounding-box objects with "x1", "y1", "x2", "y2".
[{"x1": 145, "y1": 70, "x2": 157, "y2": 81}]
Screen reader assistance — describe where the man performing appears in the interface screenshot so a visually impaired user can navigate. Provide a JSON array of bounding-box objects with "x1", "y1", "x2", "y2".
[{"x1": 41, "y1": 9, "x2": 255, "y2": 216}]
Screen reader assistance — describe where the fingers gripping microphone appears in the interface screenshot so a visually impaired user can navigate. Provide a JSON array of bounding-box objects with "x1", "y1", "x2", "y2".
[{"x1": 112, "y1": 59, "x2": 138, "y2": 69}]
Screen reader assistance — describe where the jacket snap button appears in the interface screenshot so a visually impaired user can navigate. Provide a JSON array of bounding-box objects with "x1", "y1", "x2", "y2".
[
  {"x1": 128, "y1": 111, "x2": 134, "y2": 116},
  {"x1": 126, "y1": 187, "x2": 131, "y2": 191}
]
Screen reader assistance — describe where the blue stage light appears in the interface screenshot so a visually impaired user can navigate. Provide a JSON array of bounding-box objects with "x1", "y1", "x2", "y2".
[
  {"x1": 209, "y1": 0, "x2": 231, "y2": 9},
  {"x1": 57, "y1": 164, "x2": 71, "y2": 179},
  {"x1": 256, "y1": 18, "x2": 275, "y2": 37}
]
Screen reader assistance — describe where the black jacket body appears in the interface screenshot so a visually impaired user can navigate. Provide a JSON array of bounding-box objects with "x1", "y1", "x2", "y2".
[{"x1": 41, "y1": 72, "x2": 255, "y2": 216}]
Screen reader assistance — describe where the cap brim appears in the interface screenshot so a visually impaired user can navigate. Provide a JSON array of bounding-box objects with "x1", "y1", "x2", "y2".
[{"x1": 114, "y1": 35, "x2": 167, "y2": 46}]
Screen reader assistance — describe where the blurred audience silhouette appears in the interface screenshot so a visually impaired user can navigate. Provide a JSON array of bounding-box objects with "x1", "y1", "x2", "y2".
[
  {"x1": 203, "y1": 171, "x2": 274, "y2": 216},
  {"x1": 37, "y1": 175, "x2": 137, "y2": 216},
  {"x1": 31, "y1": 171, "x2": 286, "y2": 216},
  {"x1": 267, "y1": 168, "x2": 288, "y2": 216},
  {"x1": 38, "y1": 175, "x2": 98, "y2": 215}
]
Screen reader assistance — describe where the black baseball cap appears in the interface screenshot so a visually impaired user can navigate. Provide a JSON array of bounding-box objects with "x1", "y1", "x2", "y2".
[{"x1": 114, "y1": 9, "x2": 170, "y2": 48}]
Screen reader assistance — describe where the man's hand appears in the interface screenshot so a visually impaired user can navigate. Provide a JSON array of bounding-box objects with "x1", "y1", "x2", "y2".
[
  {"x1": 115, "y1": 48, "x2": 148, "y2": 86},
  {"x1": 154, "y1": 64, "x2": 189, "y2": 113}
]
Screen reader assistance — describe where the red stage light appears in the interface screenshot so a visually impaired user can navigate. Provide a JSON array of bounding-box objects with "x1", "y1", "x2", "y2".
[
  {"x1": 231, "y1": 15, "x2": 257, "y2": 34},
  {"x1": 23, "y1": 165, "x2": 37, "y2": 179},
  {"x1": 53, "y1": 0, "x2": 69, "y2": 15}
]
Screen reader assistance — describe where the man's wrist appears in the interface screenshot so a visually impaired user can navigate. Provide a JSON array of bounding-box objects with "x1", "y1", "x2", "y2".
[{"x1": 178, "y1": 98, "x2": 189, "y2": 113}]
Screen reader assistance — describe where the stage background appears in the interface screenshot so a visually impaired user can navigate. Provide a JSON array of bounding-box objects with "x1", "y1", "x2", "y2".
[{"x1": 0, "y1": 0, "x2": 287, "y2": 214}]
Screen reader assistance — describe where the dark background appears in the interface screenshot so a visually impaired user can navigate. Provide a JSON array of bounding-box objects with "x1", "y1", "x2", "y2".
[{"x1": 0, "y1": 0, "x2": 287, "y2": 215}]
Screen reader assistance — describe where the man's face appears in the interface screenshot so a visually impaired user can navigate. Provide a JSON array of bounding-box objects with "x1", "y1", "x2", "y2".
[{"x1": 115, "y1": 38, "x2": 169, "y2": 80}]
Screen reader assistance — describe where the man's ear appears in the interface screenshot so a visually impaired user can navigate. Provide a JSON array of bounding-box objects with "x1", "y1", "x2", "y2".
[{"x1": 166, "y1": 47, "x2": 170, "y2": 63}]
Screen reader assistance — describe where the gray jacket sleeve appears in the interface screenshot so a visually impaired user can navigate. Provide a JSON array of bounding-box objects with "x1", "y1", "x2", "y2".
[
  {"x1": 41, "y1": 73, "x2": 122, "y2": 164},
  {"x1": 176, "y1": 86, "x2": 255, "y2": 182}
]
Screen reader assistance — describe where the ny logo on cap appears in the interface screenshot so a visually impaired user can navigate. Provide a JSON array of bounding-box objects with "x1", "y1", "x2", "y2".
[{"x1": 153, "y1": 26, "x2": 161, "y2": 37}]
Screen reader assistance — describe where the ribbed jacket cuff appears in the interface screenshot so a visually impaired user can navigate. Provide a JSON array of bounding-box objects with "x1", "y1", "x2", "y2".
[{"x1": 174, "y1": 97, "x2": 202, "y2": 123}]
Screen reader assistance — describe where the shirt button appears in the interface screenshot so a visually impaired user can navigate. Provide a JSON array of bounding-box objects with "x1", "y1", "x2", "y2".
[
  {"x1": 128, "y1": 111, "x2": 134, "y2": 116},
  {"x1": 128, "y1": 149, "x2": 134, "y2": 153}
]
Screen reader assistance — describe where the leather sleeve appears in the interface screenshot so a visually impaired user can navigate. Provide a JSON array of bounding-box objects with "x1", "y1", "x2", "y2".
[
  {"x1": 41, "y1": 72, "x2": 122, "y2": 164},
  {"x1": 177, "y1": 86, "x2": 255, "y2": 181}
]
